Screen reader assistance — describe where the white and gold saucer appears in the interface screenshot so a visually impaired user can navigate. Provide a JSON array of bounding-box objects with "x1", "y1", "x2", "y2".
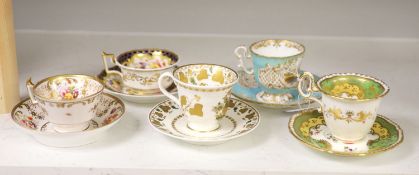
[
  {"x1": 97, "y1": 66, "x2": 177, "y2": 103},
  {"x1": 149, "y1": 98, "x2": 260, "y2": 145},
  {"x1": 232, "y1": 70, "x2": 321, "y2": 110},
  {"x1": 288, "y1": 109, "x2": 403, "y2": 156},
  {"x1": 11, "y1": 93, "x2": 125, "y2": 147}
]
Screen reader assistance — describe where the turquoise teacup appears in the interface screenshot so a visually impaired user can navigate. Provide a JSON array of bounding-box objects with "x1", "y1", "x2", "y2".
[{"x1": 234, "y1": 39, "x2": 305, "y2": 95}]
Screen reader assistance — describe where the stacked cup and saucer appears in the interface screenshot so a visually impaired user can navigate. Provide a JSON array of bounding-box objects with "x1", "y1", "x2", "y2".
[
  {"x1": 289, "y1": 72, "x2": 403, "y2": 156},
  {"x1": 148, "y1": 64, "x2": 260, "y2": 145},
  {"x1": 232, "y1": 39, "x2": 321, "y2": 110},
  {"x1": 97, "y1": 48, "x2": 178, "y2": 103},
  {"x1": 11, "y1": 75, "x2": 125, "y2": 147}
]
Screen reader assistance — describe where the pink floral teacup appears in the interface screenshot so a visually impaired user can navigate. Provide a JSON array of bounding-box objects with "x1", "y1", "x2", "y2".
[{"x1": 26, "y1": 75, "x2": 104, "y2": 132}]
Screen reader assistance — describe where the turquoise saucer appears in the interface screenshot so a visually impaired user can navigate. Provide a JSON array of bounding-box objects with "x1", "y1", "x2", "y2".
[{"x1": 232, "y1": 70, "x2": 321, "y2": 109}]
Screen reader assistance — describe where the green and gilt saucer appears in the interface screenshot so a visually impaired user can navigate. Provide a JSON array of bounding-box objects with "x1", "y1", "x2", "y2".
[{"x1": 288, "y1": 109, "x2": 403, "y2": 156}]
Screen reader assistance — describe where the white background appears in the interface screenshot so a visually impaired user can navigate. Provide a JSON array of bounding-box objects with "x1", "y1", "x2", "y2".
[{"x1": 2, "y1": 0, "x2": 419, "y2": 174}]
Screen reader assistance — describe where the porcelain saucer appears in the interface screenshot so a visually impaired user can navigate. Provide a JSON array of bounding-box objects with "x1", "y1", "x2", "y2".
[
  {"x1": 232, "y1": 70, "x2": 321, "y2": 110},
  {"x1": 288, "y1": 109, "x2": 403, "y2": 156},
  {"x1": 149, "y1": 98, "x2": 260, "y2": 145},
  {"x1": 97, "y1": 66, "x2": 177, "y2": 103},
  {"x1": 11, "y1": 93, "x2": 125, "y2": 147}
]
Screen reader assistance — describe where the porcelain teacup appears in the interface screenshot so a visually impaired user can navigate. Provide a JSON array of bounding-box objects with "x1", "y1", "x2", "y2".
[
  {"x1": 234, "y1": 39, "x2": 305, "y2": 95},
  {"x1": 158, "y1": 64, "x2": 239, "y2": 132},
  {"x1": 298, "y1": 72, "x2": 390, "y2": 142},
  {"x1": 102, "y1": 48, "x2": 179, "y2": 92},
  {"x1": 26, "y1": 74, "x2": 104, "y2": 132}
]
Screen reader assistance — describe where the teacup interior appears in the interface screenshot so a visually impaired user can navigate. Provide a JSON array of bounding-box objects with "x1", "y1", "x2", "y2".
[
  {"x1": 34, "y1": 75, "x2": 103, "y2": 100},
  {"x1": 174, "y1": 64, "x2": 238, "y2": 87},
  {"x1": 117, "y1": 49, "x2": 178, "y2": 69},
  {"x1": 251, "y1": 40, "x2": 304, "y2": 57},
  {"x1": 319, "y1": 75, "x2": 387, "y2": 100}
]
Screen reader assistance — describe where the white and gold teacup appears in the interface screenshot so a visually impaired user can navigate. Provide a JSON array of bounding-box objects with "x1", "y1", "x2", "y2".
[
  {"x1": 158, "y1": 64, "x2": 239, "y2": 132},
  {"x1": 298, "y1": 72, "x2": 390, "y2": 142},
  {"x1": 26, "y1": 75, "x2": 104, "y2": 132},
  {"x1": 102, "y1": 48, "x2": 179, "y2": 92}
]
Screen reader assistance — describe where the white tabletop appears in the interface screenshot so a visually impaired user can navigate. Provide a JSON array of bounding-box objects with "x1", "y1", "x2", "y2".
[{"x1": 1, "y1": 32, "x2": 418, "y2": 175}]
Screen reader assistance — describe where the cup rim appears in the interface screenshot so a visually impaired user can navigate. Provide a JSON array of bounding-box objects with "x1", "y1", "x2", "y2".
[
  {"x1": 171, "y1": 63, "x2": 239, "y2": 89},
  {"x1": 115, "y1": 48, "x2": 179, "y2": 72},
  {"x1": 249, "y1": 39, "x2": 305, "y2": 59},
  {"x1": 316, "y1": 73, "x2": 390, "y2": 102},
  {"x1": 31, "y1": 74, "x2": 105, "y2": 103}
]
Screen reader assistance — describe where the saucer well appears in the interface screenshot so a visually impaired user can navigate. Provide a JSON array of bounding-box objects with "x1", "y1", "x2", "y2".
[
  {"x1": 97, "y1": 66, "x2": 177, "y2": 103},
  {"x1": 288, "y1": 109, "x2": 403, "y2": 156},
  {"x1": 232, "y1": 70, "x2": 321, "y2": 110},
  {"x1": 149, "y1": 98, "x2": 260, "y2": 145},
  {"x1": 11, "y1": 93, "x2": 125, "y2": 147}
]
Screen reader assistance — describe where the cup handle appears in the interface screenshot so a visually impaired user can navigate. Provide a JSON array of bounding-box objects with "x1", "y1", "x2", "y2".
[
  {"x1": 102, "y1": 51, "x2": 123, "y2": 78},
  {"x1": 298, "y1": 72, "x2": 324, "y2": 113},
  {"x1": 234, "y1": 46, "x2": 254, "y2": 74},
  {"x1": 26, "y1": 78, "x2": 38, "y2": 104},
  {"x1": 158, "y1": 72, "x2": 180, "y2": 106}
]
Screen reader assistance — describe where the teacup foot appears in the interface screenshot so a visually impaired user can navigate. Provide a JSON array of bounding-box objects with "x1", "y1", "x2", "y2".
[
  {"x1": 332, "y1": 135, "x2": 366, "y2": 144},
  {"x1": 52, "y1": 122, "x2": 90, "y2": 133},
  {"x1": 186, "y1": 122, "x2": 220, "y2": 132},
  {"x1": 122, "y1": 87, "x2": 162, "y2": 95},
  {"x1": 256, "y1": 91, "x2": 293, "y2": 104}
]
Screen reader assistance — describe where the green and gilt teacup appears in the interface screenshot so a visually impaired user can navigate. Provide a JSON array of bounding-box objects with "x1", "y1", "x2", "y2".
[{"x1": 298, "y1": 72, "x2": 390, "y2": 142}]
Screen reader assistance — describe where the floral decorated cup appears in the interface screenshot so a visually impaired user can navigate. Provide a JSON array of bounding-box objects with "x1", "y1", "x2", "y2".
[
  {"x1": 298, "y1": 72, "x2": 390, "y2": 142},
  {"x1": 26, "y1": 75, "x2": 104, "y2": 132},
  {"x1": 102, "y1": 48, "x2": 179, "y2": 92},
  {"x1": 234, "y1": 39, "x2": 305, "y2": 95},
  {"x1": 158, "y1": 64, "x2": 239, "y2": 132}
]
